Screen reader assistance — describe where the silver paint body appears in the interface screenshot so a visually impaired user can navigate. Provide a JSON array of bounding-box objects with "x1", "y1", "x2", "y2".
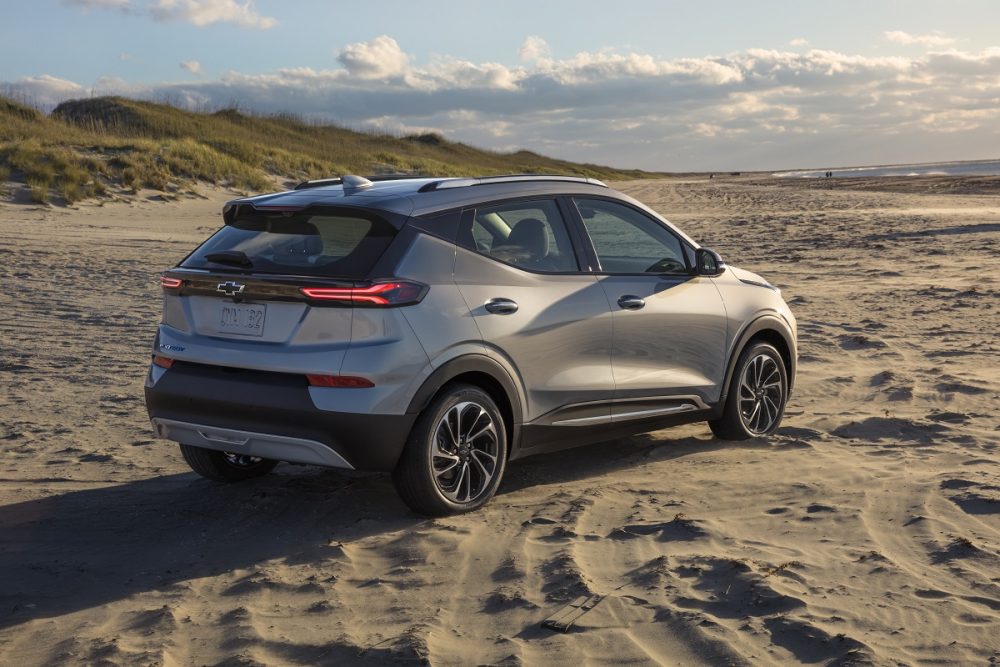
[{"x1": 148, "y1": 177, "x2": 796, "y2": 464}]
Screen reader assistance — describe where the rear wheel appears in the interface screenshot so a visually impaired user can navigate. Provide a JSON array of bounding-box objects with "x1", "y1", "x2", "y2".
[
  {"x1": 393, "y1": 384, "x2": 507, "y2": 516},
  {"x1": 179, "y1": 444, "x2": 278, "y2": 482},
  {"x1": 710, "y1": 342, "x2": 788, "y2": 440}
]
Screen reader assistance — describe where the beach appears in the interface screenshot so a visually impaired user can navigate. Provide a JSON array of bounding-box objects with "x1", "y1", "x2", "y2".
[{"x1": 1, "y1": 176, "x2": 997, "y2": 665}]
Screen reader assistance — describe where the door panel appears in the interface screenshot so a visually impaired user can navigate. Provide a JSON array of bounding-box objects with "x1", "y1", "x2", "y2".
[
  {"x1": 454, "y1": 196, "x2": 614, "y2": 422},
  {"x1": 456, "y1": 251, "x2": 615, "y2": 422},
  {"x1": 596, "y1": 275, "x2": 727, "y2": 403},
  {"x1": 572, "y1": 196, "x2": 728, "y2": 405}
]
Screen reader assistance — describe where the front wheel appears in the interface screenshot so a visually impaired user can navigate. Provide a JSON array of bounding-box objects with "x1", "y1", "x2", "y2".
[
  {"x1": 709, "y1": 342, "x2": 788, "y2": 440},
  {"x1": 179, "y1": 444, "x2": 278, "y2": 482},
  {"x1": 393, "y1": 384, "x2": 508, "y2": 516}
]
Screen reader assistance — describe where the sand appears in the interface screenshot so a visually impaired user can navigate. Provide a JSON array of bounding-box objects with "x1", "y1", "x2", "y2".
[{"x1": 0, "y1": 177, "x2": 997, "y2": 665}]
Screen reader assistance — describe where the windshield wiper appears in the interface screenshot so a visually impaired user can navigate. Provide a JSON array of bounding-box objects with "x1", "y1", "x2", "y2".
[{"x1": 204, "y1": 250, "x2": 253, "y2": 268}]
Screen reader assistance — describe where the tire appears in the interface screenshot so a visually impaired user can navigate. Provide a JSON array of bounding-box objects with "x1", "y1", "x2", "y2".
[
  {"x1": 179, "y1": 444, "x2": 278, "y2": 482},
  {"x1": 709, "y1": 342, "x2": 788, "y2": 440},
  {"x1": 393, "y1": 383, "x2": 508, "y2": 516}
]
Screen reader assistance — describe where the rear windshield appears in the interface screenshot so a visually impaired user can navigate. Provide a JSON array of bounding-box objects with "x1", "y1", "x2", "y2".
[{"x1": 182, "y1": 209, "x2": 396, "y2": 278}]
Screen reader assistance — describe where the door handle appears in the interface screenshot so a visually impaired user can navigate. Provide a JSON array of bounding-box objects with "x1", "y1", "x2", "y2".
[
  {"x1": 617, "y1": 295, "x2": 645, "y2": 310},
  {"x1": 485, "y1": 298, "x2": 519, "y2": 315}
]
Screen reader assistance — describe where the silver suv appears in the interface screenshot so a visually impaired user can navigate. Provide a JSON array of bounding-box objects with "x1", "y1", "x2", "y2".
[{"x1": 145, "y1": 175, "x2": 796, "y2": 515}]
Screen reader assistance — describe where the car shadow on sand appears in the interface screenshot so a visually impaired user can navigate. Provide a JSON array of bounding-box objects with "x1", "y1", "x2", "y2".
[
  {"x1": 0, "y1": 430, "x2": 770, "y2": 630},
  {"x1": 500, "y1": 430, "x2": 743, "y2": 494},
  {"x1": 0, "y1": 468, "x2": 414, "y2": 630}
]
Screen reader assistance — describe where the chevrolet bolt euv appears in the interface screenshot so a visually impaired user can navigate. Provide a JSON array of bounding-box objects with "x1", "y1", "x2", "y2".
[{"x1": 145, "y1": 174, "x2": 797, "y2": 515}]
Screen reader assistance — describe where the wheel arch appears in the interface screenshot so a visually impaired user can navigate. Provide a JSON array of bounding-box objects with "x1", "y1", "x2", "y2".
[
  {"x1": 406, "y1": 355, "x2": 524, "y2": 457},
  {"x1": 721, "y1": 315, "x2": 796, "y2": 404}
]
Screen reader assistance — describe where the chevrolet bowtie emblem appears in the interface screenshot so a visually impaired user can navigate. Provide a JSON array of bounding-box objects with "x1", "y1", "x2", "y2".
[{"x1": 217, "y1": 281, "x2": 246, "y2": 296}]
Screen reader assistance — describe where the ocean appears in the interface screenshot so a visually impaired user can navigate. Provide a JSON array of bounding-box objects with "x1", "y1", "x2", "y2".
[{"x1": 772, "y1": 158, "x2": 1000, "y2": 179}]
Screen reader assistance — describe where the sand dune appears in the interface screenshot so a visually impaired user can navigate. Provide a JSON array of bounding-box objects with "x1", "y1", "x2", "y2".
[{"x1": 1, "y1": 177, "x2": 997, "y2": 665}]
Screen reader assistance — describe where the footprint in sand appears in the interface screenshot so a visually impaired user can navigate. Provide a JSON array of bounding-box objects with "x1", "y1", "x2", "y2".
[
  {"x1": 939, "y1": 478, "x2": 1000, "y2": 516},
  {"x1": 609, "y1": 516, "x2": 707, "y2": 542},
  {"x1": 934, "y1": 380, "x2": 990, "y2": 395},
  {"x1": 481, "y1": 586, "x2": 539, "y2": 613},
  {"x1": 831, "y1": 416, "x2": 948, "y2": 444},
  {"x1": 806, "y1": 504, "x2": 836, "y2": 514},
  {"x1": 839, "y1": 334, "x2": 887, "y2": 350},
  {"x1": 927, "y1": 411, "x2": 971, "y2": 424},
  {"x1": 913, "y1": 588, "x2": 951, "y2": 600}
]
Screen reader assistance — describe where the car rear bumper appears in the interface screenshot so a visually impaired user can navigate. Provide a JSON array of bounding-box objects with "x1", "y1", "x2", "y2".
[
  {"x1": 144, "y1": 361, "x2": 416, "y2": 471},
  {"x1": 151, "y1": 417, "x2": 356, "y2": 468}
]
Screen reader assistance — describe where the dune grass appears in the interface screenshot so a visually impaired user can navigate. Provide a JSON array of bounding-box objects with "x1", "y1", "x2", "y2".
[{"x1": 0, "y1": 95, "x2": 657, "y2": 204}]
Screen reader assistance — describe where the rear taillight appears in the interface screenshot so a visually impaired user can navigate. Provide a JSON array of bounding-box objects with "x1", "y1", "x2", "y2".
[
  {"x1": 300, "y1": 281, "x2": 426, "y2": 306},
  {"x1": 153, "y1": 355, "x2": 174, "y2": 369},
  {"x1": 307, "y1": 375, "x2": 375, "y2": 388},
  {"x1": 160, "y1": 275, "x2": 182, "y2": 289}
]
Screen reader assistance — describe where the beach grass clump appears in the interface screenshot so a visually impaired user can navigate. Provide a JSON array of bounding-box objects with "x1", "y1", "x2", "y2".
[
  {"x1": 160, "y1": 138, "x2": 272, "y2": 191},
  {"x1": 27, "y1": 177, "x2": 50, "y2": 203},
  {"x1": 1, "y1": 138, "x2": 108, "y2": 203},
  {"x1": 0, "y1": 97, "x2": 43, "y2": 123}
]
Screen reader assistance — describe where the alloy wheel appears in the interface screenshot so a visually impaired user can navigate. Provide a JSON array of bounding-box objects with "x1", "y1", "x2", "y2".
[
  {"x1": 738, "y1": 354, "x2": 784, "y2": 435},
  {"x1": 431, "y1": 401, "x2": 500, "y2": 503}
]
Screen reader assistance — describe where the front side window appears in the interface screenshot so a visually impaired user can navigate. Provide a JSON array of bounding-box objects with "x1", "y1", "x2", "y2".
[
  {"x1": 461, "y1": 199, "x2": 578, "y2": 272},
  {"x1": 182, "y1": 208, "x2": 396, "y2": 278},
  {"x1": 574, "y1": 198, "x2": 689, "y2": 275}
]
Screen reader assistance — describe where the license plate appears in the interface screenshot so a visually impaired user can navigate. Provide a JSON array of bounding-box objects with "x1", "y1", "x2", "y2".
[{"x1": 218, "y1": 303, "x2": 266, "y2": 336}]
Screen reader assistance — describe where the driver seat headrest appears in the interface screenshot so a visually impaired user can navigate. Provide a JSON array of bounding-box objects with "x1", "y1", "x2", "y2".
[{"x1": 500, "y1": 217, "x2": 549, "y2": 259}]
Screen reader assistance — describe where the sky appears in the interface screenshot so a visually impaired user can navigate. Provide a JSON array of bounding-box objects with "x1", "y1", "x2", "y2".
[{"x1": 2, "y1": 0, "x2": 999, "y2": 171}]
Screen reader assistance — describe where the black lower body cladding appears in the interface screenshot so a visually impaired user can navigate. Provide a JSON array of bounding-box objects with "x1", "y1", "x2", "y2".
[{"x1": 144, "y1": 361, "x2": 415, "y2": 471}]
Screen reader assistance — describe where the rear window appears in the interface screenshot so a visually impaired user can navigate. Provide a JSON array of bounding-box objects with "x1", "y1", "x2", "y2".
[{"x1": 182, "y1": 209, "x2": 396, "y2": 278}]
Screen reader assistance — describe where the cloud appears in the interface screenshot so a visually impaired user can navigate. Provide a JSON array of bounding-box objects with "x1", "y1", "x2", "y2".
[
  {"x1": 5, "y1": 39, "x2": 1000, "y2": 170},
  {"x1": 151, "y1": 0, "x2": 276, "y2": 28},
  {"x1": 885, "y1": 30, "x2": 954, "y2": 47},
  {"x1": 0, "y1": 75, "x2": 86, "y2": 107},
  {"x1": 519, "y1": 36, "x2": 551, "y2": 62},
  {"x1": 180, "y1": 60, "x2": 202, "y2": 74},
  {"x1": 61, "y1": 0, "x2": 276, "y2": 28},
  {"x1": 789, "y1": 38, "x2": 808, "y2": 47},
  {"x1": 61, "y1": 0, "x2": 131, "y2": 8},
  {"x1": 336, "y1": 35, "x2": 409, "y2": 79}
]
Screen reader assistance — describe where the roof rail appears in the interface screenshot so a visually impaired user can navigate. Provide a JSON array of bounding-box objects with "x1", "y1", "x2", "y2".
[
  {"x1": 293, "y1": 173, "x2": 433, "y2": 191},
  {"x1": 417, "y1": 174, "x2": 608, "y2": 193},
  {"x1": 367, "y1": 173, "x2": 433, "y2": 182}
]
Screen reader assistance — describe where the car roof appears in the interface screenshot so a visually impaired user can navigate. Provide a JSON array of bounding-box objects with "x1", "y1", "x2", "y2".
[
  {"x1": 224, "y1": 174, "x2": 701, "y2": 248},
  {"x1": 227, "y1": 175, "x2": 615, "y2": 217}
]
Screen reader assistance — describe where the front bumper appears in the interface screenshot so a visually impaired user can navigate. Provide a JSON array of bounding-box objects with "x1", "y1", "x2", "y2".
[{"x1": 145, "y1": 361, "x2": 416, "y2": 471}]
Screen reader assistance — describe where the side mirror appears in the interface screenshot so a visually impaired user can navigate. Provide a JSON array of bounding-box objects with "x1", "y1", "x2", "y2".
[{"x1": 694, "y1": 248, "x2": 725, "y2": 276}]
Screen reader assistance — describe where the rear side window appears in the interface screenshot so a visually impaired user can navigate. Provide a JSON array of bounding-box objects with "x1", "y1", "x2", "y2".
[
  {"x1": 182, "y1": 209, "x2": 396, "y2": 278},
  {"x1": 459, "y1": 199, "x2": 578, "y2": 272}
]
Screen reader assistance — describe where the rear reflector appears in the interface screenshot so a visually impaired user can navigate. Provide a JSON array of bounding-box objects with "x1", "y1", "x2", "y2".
[
  {"x1": 160, "y1": 275, "x2": 183, "y2": 289},
  {"x1": 301, "y1": 281, "x2": 426, "y2": 306},
  {"x1": 153, "y1": 355, "x2": 174, "y2": 369},
  {"x1": 307, "y1": 375, "x2": 375, "y2": 388}
]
